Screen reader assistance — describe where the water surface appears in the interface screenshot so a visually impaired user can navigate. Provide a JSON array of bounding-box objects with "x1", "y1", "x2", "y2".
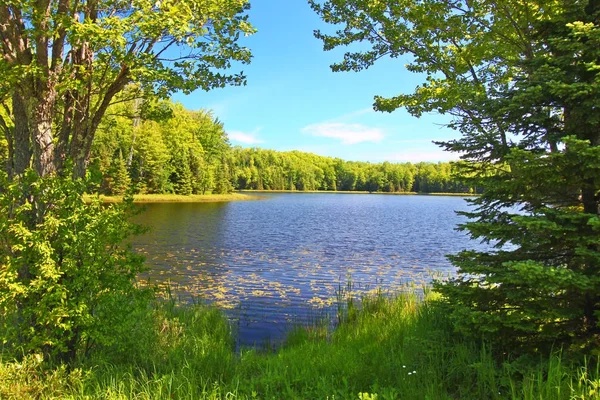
[{"x1": 133, "y1": 193, "x2": 482, "y2": 346}]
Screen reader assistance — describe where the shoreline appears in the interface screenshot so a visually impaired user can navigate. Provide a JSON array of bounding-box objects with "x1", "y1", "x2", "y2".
[
  {"x1": 84, "y1": 191, "x2": 477, "y2": 204},
  {"x1": 85, "y1": 193, "x2": 264, "y2": 203},
  {"x1": 239, "y1": 189, "x2": 477, "y2": 197}
]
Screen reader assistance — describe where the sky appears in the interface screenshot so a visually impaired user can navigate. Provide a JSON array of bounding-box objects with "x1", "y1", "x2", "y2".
[{"x1": 172, "y1": 0, "x2": 460, "y2": 163}]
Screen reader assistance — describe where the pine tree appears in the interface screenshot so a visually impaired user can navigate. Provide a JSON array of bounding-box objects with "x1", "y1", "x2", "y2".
[
  {"x1": 213, "y1": 156, "x2": 233, "y2": 194},
  {"x1": 310, "y1": 0, "x2": 600, "y2": 353},
  {"x1": 437, "y1": 4, "x2": 600, "y2": 352},
  {"x1": 104, "y1": 149, "x2": 131, "y2": 195}
]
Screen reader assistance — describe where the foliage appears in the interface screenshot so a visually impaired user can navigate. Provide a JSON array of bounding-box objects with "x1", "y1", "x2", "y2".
[
  {"x1": 0, "y1": 293, "x2": 598, "y2": 399},
  {"x1": 0, "y1": 0, "x2": 255, "y2": 177},
  {"x1": 91, "y1": 99, "x2": 232, "y2": 195},
  {"x1": 229, "y1": 147, "x2": 472, "y2": 193},
  {"x1": 310, "y1": 0, "x2": 600, "y2": 353},
  {"x1": 102, "y1": 149, "x2": 131, "y2": 195},
  {"x1": 0, "y1": 171, "x2": 151, "y2": 363},
  {"x1": 441, "y1": 137, "x2": 600, "y2": 352},
  {"x1": 91, "y1": 99, "x2": 474, "y2": 195}
]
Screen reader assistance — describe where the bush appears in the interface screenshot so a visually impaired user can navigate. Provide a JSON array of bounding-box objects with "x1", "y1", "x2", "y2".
[{"x1": 0, "y1": 170, "x2": 151, "y2": 364}]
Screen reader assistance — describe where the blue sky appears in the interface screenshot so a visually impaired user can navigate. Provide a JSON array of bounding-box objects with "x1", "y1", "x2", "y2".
[{"x1": 173, "y1": 0, "x2": 460, "y2": 163}]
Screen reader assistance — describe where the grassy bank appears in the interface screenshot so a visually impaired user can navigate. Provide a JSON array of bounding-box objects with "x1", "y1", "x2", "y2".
[
  {"x1": 1, "y1": 292, "x2": 597, "y2": 399},
  {"x1": 85, "y1": 193, "x2": 263, "y2": 203}
]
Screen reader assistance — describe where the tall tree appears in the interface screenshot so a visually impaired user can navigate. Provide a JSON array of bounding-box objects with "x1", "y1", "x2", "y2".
[
  {"x1": 0, "y1": 0, "x2": 254, "y2": 178},
  {"x1": 310, "y1": 0, "x2": 600, "y2": 352}
]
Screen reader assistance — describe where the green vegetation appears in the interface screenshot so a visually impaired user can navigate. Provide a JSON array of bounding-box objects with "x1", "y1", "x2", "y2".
[
  {"x1": 312, "y1": 0, "x2": 600, "y2": 355},
  {"x1": 230, "y1": 147, "x2": 471, "y2": 193},
  {"x1": 0, "y1": 0, "x2": 254, "y2": 179},
  {"x1": 91, "y1": 193, "x2": 261, "y2": 203},
  {"x1": 1, "y1": 292, "x2": 598, "y2": 399},
  {"x1": 1, "y1": 0, "x2": 599, "y2": 399},
  {"x1": 80, "y1": 97, "x2": 475, "y2": 196},
  {"x1": 0, "y1": 0, "x2": 256, "y2": 374},
  {"x1": 91, "y1": 100, "x2": 235, "y2": 196},
  {"x1": 0, "y1": 172, "x2": 151, "y2": 364}
]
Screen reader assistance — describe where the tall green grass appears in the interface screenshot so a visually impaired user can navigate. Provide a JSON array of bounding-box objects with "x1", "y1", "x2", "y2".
[{"x1": 1, "y1": 291, "x2": 598, "y2": 399}]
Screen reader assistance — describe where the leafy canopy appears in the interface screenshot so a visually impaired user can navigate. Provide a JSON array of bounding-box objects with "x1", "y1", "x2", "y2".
[
  {"x1": 0, "y1": 0, "x2": 255, "y2": 177},
  {"x1": 0, "y1": 0, "x2": 255, "y2": 99},
  {"x1": 0, "y1": 0, "x2": 255, "y2": 364}
]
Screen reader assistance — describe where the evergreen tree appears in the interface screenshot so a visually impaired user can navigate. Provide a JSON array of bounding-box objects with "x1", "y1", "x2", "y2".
[
  {"x1": 170, "y1": 148, "x2": 193, "y2": 195},
  {"x1": 104, "y1": 149, "x2": 131, "y2": 195},
  {"x1": 213, "y1": 156, "x2": 234, "y2": 194},
  {"x1": 311, "y1": 0, "x2": 600, "y2": 353}
]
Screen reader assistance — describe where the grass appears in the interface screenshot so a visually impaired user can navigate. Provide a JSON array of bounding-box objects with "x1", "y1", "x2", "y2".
[
  {"x1": 1, "y1": 291, "x2": 598, "y2": 399},
  {"x1": 84, "y1": 192, "x2": 263, "y2": 203}
]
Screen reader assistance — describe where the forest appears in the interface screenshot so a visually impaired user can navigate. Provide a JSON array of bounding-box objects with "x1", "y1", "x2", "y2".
[{"x1": 74, "y1": 98, "x2": 473, "y2": 196}]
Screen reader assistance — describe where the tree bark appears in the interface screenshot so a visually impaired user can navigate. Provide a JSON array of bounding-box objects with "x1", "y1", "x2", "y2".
[
  {"x1": 30, "y1": 97, "x2": 56, "y2": 177},
  {"x1": 12, "y1": 92, "x2": 31, "y2": 176}
]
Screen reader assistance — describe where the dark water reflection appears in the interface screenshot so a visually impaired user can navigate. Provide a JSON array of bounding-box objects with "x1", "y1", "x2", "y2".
[{"x1": 132, "y1": 193, "x2": 483, "y2": 347}]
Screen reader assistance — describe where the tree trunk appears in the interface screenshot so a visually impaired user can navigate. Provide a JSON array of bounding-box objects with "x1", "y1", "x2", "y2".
[
  {"x1": 69, "y1": 127, "x2": 88, "y2": 179},
  {"x1": 12, "y1": 93, "x2": 32, "y2": 176},
  {"x1": 31, "y1": 99, "x2": 56, "y2": 177},
  {"x1": 70, "y1": 124, "x2": 96, "y2": 179}
]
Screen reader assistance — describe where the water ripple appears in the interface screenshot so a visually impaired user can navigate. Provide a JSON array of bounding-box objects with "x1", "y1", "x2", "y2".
[{"x1": 133, "y1": 193, "x2": 485, "y2": 346}]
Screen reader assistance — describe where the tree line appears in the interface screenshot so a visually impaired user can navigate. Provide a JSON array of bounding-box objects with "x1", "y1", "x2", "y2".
[
  {"x1": 88, "y1": 98, "x2": 233, "y2": 196},
  {"x1": 229, "y1": 147, "x2": 473, "y2": 193},
  {"x1": 75, "y1": 98, "x2": 475, "y2": 195}
]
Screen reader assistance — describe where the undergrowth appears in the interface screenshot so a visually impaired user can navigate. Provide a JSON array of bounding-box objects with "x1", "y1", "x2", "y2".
[{"x1": 0, "y1": 291, "x2": 598, "y2": 399}]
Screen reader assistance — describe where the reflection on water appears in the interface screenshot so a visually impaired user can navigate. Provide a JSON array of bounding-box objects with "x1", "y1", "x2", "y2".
[{"x1": 132, "y1": 194, "x2": 482, "y2": 346}]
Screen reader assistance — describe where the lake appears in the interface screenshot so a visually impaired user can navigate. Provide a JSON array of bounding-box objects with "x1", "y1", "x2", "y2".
[{"x1": 132, "y1": 193, "x2": 483, "y2": 347}]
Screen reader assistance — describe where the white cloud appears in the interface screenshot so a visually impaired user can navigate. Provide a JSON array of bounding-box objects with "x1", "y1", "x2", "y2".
[
  {"x1": 228, "y1": 127, "x2": 264, "y2": 145},
  {"x1": 301, "y1": 122, "x2": 384, "y2": 145}
]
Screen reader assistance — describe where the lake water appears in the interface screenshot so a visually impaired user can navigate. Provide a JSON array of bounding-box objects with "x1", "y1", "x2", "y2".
[{"x1": 132, "y1": 193, "x2": 483, "y2": 347}]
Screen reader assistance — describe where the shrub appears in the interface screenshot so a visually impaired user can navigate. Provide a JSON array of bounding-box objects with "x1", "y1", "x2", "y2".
[{"x1": 0, "y1": 170, "x2": 151, "y2": 364}]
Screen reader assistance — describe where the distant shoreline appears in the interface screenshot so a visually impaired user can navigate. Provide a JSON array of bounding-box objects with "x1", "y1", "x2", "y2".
[
  {"x1": 85, "y1": 193, "x2": 264, "y2": 203},
  {"x1": 85, "y1": 191, "x2": 477, "y2": 204},
  {"x1": 239, "y1": 190, "x2": 477, "y2": 197}
]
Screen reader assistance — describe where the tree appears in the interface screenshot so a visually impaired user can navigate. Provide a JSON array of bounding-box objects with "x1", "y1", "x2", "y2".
[
  {"x1": 0, "y1": 0, "x2": 255, "y2": 365},
  {"x1": 104, "y1": 148, "x2": 131, "y2": 195},
  {"x1": 0, "y1": 0, "x2": 255, "y2": 179},
  {"x1": 0, "y1": 171, "x2": 151, "y2": 363},
  {"x1": 213, "y1": 154, "x2": 234, "y2": 194},
  {"x1": 310, "y1": 0, "x2": 600, "y2": 352},
  {"x1": 228, "y1": 146, "x2": 463, "y2": 193}
]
